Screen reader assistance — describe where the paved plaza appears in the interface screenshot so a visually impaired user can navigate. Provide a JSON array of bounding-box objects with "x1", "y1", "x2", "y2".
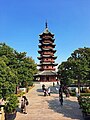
[{"x1": 15, "y1": 83, "x2": 84, "y2": 120}]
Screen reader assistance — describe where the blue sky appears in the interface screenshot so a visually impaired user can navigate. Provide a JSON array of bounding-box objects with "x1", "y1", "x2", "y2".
[{"x1": 0, "y1": 0, "x2": 90, "y2": 65}]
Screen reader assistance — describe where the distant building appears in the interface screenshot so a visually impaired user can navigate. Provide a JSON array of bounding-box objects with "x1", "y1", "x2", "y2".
[{"x1": 34, "y1": 22, "x2": 58, "y2": 82}]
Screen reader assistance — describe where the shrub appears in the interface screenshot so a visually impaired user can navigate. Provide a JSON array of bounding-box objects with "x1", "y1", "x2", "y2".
[
  {"x1": 80, "y1": 93, "x2": 90, "y2": 96},
  {"x1": 5, "y1": 94, "x2": 19, "y2": 113},
  {"x1": 70, "y1": 92, "x2": 76, "y2": 96},
  {"x1": 78, "y1": 96, "x2": 90, "y2": 115}
]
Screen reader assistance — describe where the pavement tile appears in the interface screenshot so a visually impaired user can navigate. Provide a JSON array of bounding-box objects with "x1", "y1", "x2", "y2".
[{"x1": 15, "y1": 83, "x2": 84, "y2": 120}]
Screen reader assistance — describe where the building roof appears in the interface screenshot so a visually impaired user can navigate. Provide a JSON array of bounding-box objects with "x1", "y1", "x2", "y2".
[
  {"x1": 39, "y1": 22, "x2": 54, "y2": 37},
  {"x1": 35, "y1": 71, "x2": 58, "y2": 76}
]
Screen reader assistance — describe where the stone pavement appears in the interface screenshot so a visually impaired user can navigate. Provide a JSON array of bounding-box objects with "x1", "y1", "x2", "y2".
[{"x1": 15, "y1": 83, "x2": 84, "y2": 120}]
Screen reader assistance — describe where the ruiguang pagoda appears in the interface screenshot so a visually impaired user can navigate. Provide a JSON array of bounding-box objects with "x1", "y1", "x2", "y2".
[{"x1": 34, "y1": 22, "x2": 58, "y2": 82}]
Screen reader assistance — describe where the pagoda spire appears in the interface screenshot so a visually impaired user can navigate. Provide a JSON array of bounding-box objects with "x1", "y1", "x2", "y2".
[{"x1": 45, "y1": 20, "x2": 48, "y2": 28}]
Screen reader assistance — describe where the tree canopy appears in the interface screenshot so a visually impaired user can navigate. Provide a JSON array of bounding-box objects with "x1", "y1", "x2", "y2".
[
  {"x1": 0, "y1": 43, "x2": 38, "y2": 99},
  {"x1": 58, "y1": 47, "x2": 90, "y2": 89}
]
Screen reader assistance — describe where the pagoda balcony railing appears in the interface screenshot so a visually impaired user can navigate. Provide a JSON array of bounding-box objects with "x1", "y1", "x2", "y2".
[
  {"x1": 38, "y1": 49, "x2": 56, "y2": 53},
  {"x1": 42, "y1": 41, "x2": 53, "y2": 44},
  {"x1": 39, "y1": 62, "x2": 55, "y2": 65},
  {"x1": 41, "y1": 48, "x2": 55, "y2": 50},
  {"x1": 41, "y1": 55, "x2": 57, "y2": 58},
  {"x1": 40, "y1": 60, "x2": 55, "y2": 63},
  {"x1": 39, "y1": 46, "x2": 55, "y2": 49},
  {"x1": 41, "y1": 42, "x2": 56, "y2": 46},
  {"x1": 39, "y1": 39, "x2": 55, "y2": 43},
  {"x1": 38, "y1": 63, "x2": 58, "y2": 66},
  {"x1": 42, "y1": 36, "x2": 53, "y2": 39},
  {"x1": 38, "y1": 51, "x2": 56, "y2": 54},
  {"x1": 41, "y1": 53, "x2": 54, "y2": 56}
]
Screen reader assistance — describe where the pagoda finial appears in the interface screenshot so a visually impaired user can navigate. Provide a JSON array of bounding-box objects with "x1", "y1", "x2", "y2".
[{"x1": 45, "y1": 20, "x2": 48, "y2": 28}]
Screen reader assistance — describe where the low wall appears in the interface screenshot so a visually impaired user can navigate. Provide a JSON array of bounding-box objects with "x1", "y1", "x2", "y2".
[
  {"x1": 19, "y1": 88, "x2": 27, "y2": 92},
  {"x1": 40, "y1": 81, "x2": 59, "y2": 88}
]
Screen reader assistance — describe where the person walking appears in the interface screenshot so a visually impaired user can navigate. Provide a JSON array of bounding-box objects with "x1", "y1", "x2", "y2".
[
  {"x1": 21, "y1": 96, "x2": 28, "y2": 114},
  {"x1": 59, "y1": 93, "x2": 63, "y2": 105},
  {"x1": 42, "y1": 84, "x2": 45, "y2": 91},
  {"x1": 43, "y1": 88, "x2": 47, "y2": 96},
  {"x1": 59, "y1": 86, "x2": 63, "y2": 106},
  {"x1": 48, "y1": 87, "x2": 51, "y2": 96}
]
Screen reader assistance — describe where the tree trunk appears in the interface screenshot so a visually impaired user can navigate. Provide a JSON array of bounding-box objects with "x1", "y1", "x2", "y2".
[{"x1": 78, "y1": 79, "x2": 80, "y2": 95}]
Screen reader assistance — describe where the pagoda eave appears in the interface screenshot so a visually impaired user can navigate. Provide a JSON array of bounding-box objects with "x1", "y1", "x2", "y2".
[
  {"x1": 39, "y1": 33, "x2": 54, "y2": 38},
  {"x1": 38, "y1": 44, "x2": 56, "y2": 47},
  {"x1": 38, "y1": 63, "x2": 58, "y2": 66},
  {"x1": 37, "y1": 56, "x2": 57, "y2": 59},
  {"x1": 35, "y1": 71, "x2": 58, "y2": 76},
  {"x1": 38, "y1": 50, "x2": 56, "y2": 54}
]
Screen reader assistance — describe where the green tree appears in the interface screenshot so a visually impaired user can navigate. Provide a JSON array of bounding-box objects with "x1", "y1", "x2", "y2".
[
  {"x1": 15, "y1": 52, "x2": 38, "y2": 87},
  {"x1": 58, "y1": 47, "x2": 90, "y2": 94},
  {"x1": 0, "y1": 42, "x2": 38, "y2": 98},
  {"x1": 58, "y1": 61, "x2": 73, "y2": 86},
  {"x1": 0, "y1": 57, "x2": 17, "y2": 99}
]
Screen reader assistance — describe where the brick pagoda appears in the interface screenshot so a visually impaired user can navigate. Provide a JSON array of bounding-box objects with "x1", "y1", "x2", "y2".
[{"x1": 35, "y1": 22, "x2": 58, "y2": 82}]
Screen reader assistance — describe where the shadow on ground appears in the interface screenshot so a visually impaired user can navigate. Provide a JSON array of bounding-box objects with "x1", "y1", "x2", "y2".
[
  {"x1": 84, "y1": 116, "x2": 90, "y2": 120},
  {"x1": 37, "y1": 88, "x2": 43, "y2": 92},
  {"x1": 16, "y1": 107, "x2": 21, "y2": 113},
  {"x1": 47, "y1": 98, "x2": 84, "y2": 120}
]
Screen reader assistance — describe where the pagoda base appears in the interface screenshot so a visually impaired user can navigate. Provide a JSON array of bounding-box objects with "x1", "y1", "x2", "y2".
[{"x1": 34, "y1": 71, "x2": 58, "y2": 82}]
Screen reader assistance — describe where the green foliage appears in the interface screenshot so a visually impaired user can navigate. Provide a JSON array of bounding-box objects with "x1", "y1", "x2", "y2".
[
  {"x1": 16, "y1": 92, "x2": 25, "y2": 97},
  {"x1": 0, "y1": 57, "x2": 17, "y2": 99},
  {"x1": 70, "y1": 92, "x2": 76, "y2": 96},
  {"x1": 68, "y1": 47, "x2": 90, "y2": 81},
  {"x1": 0, "y1": 42, "x2": 38, "y2": 99},
  {"x1": 80, "y1": 93, "x2": 90, "y2": 96},
  {"x1": 5, "y1": 94, "x2": 19, "y2": 113},
  {"x1": 78, "y1": 96, "x2": 90, "y2": 114},
  {"x1": 58, "y1": 47, "x2": 90, "y2": 87},
  {"x1": 16, "y1": 54, "x2": 37, "y2": 87}
]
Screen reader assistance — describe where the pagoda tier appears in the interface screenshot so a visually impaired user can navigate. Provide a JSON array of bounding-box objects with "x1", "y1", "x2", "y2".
[
  {"x1": 38, "y1": 62, "x2": 58, "y2": 65},
  {"x1": 34, "y1": 71, "x2": 58, "y2": 82},
  {"x1": 38, "y1": 49, "x2": 56, "y2": 54},
  {"x1": 40, "y1": 60, "x2": 55, "y2": 63},
  {"x1": 39, "y1": 29, "x2": 54, "y2": 38},
  {"x1": 38, "y1": 44, "x2": 56, "y2": 48},
  {"x1": 39, "y1": 38, "x2": 55, "y2": 43}
]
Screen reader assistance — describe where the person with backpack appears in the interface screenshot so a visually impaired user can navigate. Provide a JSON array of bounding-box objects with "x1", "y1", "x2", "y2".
[{"x1": 21, "y1": 96, "x2": 28, "y2": 114}]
